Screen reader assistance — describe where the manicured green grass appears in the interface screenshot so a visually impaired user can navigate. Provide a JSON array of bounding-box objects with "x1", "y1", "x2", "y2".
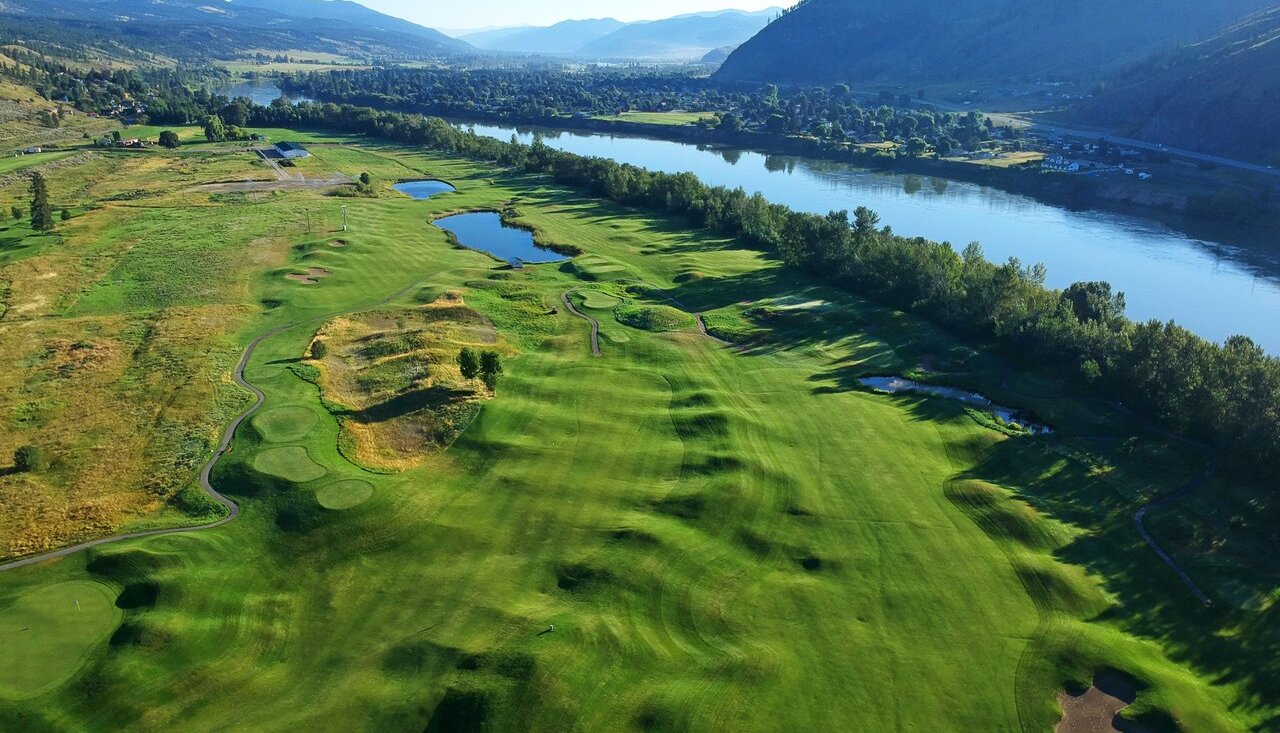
[
  {"x1": 593, "y1": 111, "x2": 718, "y2": 126},
  {"x1": 252, "y1": 446, "x2": 328, "y2": 483},
  {"x1": 316, "y1": 480, "x2": 375, "y2": 510},
  {"x1": 0, "y1": 137, "x2": 1269, "y2": 733},
  {"x1": 252, "y1": 406, "x2": 320, "y2": 443},
  {"x1": 0, "y1": 581, "x2": 121, "y2": 699},
  {"x1": 577, "y1": 290, "x2": 621, "y2": 310},
  {"x1": 0, "y1": 151, "x2": 75, "y2": 176}
]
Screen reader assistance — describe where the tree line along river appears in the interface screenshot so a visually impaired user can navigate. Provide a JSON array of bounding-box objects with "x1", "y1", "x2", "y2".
[{"x1": 466, "y1": 121, "x2": 1280, "y2": 353}]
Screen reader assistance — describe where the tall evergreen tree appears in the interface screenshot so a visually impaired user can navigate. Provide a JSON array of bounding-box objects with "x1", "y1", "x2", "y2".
[{"x1": 29, "y1": 172, "x2": 53, "y2": 232}]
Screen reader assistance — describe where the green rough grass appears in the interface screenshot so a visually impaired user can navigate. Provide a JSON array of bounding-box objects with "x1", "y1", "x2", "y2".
[
  {"x1": 593, "y1": 111, "x2": 718, "y2": 126},
  {"x1": 615, "y1": 303, "x2": 695, "y2": 332},
  {"x1": 252, "y1": 446, "x2": 327, "y2": 483},
  {"x1": 0, "y1": 138, "x2": 1269, "y2": 733},
  {"x1": 252, "y1": 406, "x2": 320, "y2": 443},
  {"x1": 0, "y1": 581, "x2": 121, "y2": 699}
]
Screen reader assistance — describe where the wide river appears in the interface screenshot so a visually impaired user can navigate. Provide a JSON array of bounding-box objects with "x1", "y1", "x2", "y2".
[{"x1": 466, "y1": 122, "x2": 1280, "y2": 351}]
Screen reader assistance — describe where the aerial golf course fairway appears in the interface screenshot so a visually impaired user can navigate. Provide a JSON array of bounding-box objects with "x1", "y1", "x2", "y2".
[{"x1": 0, "y1": 137, "x2": 1265, "y2": 732}]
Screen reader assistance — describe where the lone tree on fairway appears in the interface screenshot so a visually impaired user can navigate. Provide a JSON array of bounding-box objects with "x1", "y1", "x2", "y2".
[
  {"x1": 480, "y1": 350, "x2": 503, "y2": 391},
  {"x1": 203, "y1": 114, "x2": 226, "y2": 143},
  {"x1": 29, "y1": 172, "x2": 53, "y2": 232},
  {"x1": 159, "y1": 130, "x2": 180, "y2": 149},
  {"x1": 10, "y1": 206, "x2": 21, "y2": 221},
  {"x1": 14, "y1": 445, "x2": 41, "y2": 472},
  {"x1": 60, "y1": 209, "x2": 71, "y2": 222},
  {"x1": 457, "y1": 347, "x2": 480, "y2": 381}
]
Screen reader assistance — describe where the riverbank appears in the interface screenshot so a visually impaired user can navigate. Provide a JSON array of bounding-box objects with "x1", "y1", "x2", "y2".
[{"x1": 444, "y1": 112, "x2": 1280, "y2": 243}]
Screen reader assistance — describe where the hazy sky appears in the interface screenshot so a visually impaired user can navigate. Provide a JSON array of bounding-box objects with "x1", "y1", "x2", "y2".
[{"x1": 353, "y1": 1, "x2": 783, "y2": 33}]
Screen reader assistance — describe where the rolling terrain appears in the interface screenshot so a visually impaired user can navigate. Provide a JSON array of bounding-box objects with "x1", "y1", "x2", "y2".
[
  {"x1": 0, "y1": 0, "x2": 467, "y2": 61},
  {"x1": 716, "y1": 0, "x2": 1273, "y2": 86},
  {"x1": 0, "y1": 113, "x2": 1273, "y2": 731}
]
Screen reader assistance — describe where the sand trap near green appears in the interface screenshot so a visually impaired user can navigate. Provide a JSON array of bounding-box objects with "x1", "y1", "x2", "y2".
[
  {"x1": 0, "y1": 581, "x2": 121, "y2": 699},
  {"x1": 316, "y1": 480, "x2": 375, "y2": 510},
  {"x1": 253, "y1": 406, "x2": 321, "y2": 443},
  {"x1": 253, "y1": 446, "x2": 328, "y2": 483}
]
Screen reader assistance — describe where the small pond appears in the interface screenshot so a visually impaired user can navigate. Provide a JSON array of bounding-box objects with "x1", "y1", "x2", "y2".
[
  {"x1": 393, "y1": 180, "x2": 456, "y2": 200},
  {"x1": 433, "y1": 212, "x2": 566, "y2": 264},
  {"x1": 859, "y1": 376, "x2": 1051, "y2": 434}
]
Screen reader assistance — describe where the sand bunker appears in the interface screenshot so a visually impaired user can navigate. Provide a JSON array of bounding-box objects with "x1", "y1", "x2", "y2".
[
  {"x1": 1056, "y1": 670, "x2": 1141, "y2": 733},
  {"x1": 285, "y1": 267, "x2": 333, "y2": 285},
  {"x1": 329, "y1": 239, "x2": 349, "y2": 248}
]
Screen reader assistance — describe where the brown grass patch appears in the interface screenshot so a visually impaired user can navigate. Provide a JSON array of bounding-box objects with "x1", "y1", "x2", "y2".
[
  {"x1": 309, "y1": 294, "x2": 509, "y2": 471},
  {"x1": 285, "y1": 267, "x2": 332, "y2": 285}
]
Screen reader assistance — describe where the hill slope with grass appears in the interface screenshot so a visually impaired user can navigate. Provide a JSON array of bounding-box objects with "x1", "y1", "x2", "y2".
[
  {"x1": 716, "y1": 0, "x2": 1273, "y2": 86},
  {"x1": 1062, "y1": 5, "x2": 1280, "y2": 165},
  {"x1": 0, "y1": 0, "x2": 467, "y2": 60}
]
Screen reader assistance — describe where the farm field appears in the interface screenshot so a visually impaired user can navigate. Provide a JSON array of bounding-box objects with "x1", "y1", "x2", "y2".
[
  {"x1": 593, "y1": 111, "x2": 718, "y2": 126},
  {"x1": 0, "y1": 129, "x2": 1273, "y2": 732}
]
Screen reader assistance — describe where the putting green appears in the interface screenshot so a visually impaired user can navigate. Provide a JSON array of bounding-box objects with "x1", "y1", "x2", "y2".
[
  {"x1": 253, "y1": 446, "x2": 328, "y2": 483},
  {"x1": 0, "y1": 581, "x2": 121, "y2": 699},
  {"x1": 316, "y1": 480, "x2": 375, "y2": 510},
  {"x1": 253, "y1": 406, "x2": 321, "y2": 443},
  {"x1": 579, "y1": 290, "x2": 621, "y2": 310}
]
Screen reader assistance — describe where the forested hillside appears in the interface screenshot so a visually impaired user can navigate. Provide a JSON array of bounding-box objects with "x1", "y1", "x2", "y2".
[
  {"x1": 716, "y1": 0, "x2": 1272, "y2": 86},
  {"x1": 0, "y1": 0, "x2": 466, "y2": 60},
  {"x1": 1064, "y1": 5, "x2": 1280, "y2": 164}
]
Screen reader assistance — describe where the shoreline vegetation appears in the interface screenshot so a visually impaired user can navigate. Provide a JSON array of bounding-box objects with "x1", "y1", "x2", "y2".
[
  {"x1": 278, "y1": 69, "x2": 1280, "y2": 236},
  {"x1": 205, "y1": 98, "x2": 1278, "y2": 483}
]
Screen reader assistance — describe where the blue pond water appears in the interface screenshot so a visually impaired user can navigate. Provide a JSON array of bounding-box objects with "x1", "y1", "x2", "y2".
[
  {"x1": 433, "y1": 212, "x2": 566, "y2": 264},
  {"x1": 393, "y1": 180, "x2": 456, "y2": 199}
]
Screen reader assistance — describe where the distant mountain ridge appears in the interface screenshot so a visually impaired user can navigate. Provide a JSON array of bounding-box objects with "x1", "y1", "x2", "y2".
[
  {"x1": 466, "y1": 18, "x2": 627, "y2": 56},
  {"x1": 1064, "y1": 4, "x2": 1280, "y2": 165},
  {"x1": 464, "y1": 8, "x2": 780, "y2": 61},
  {"x1": 0, "y1": 0, "x2": 467, "y2": 59},
  {"x1": 716, "y1": 0, "x2": 1274, "y2": 86}
]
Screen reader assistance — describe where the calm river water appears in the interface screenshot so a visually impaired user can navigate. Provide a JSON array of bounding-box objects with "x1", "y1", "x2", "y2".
[{"x1": 466, "y1": 122, "x2": 1280, "y2": 351}]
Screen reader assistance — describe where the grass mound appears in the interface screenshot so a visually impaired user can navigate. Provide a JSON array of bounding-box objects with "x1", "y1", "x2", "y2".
[
  {"x1": 253, "y1": 447, "x2": 328, "y2": 483},
  {"x1": 0, "y1": 581, "x2": 121, "y2": 699},
  {"x1": 316, "y1": 480, "x2": 375, "y2": 510},
  {"x1": 615, "y1": 304, "x2": 695, "y2": 332},
  {"x1": 252, "y1": 406, "x2": 321, "y2": 443},
  {"x1": 946, "y1": 480, "x2": 1060, "y2": 550}
]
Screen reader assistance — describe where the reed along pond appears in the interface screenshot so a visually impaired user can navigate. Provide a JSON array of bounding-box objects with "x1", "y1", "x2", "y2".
[{"x1": 433, "y1": 212, "x2": 567, "y2": 264}]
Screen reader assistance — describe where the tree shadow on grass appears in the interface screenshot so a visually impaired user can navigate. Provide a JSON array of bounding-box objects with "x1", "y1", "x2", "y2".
[
  {"x1": 964, "y1": 440, "x2": 1280, "y2": 716},
  {"x1": 333, "y1": 385, "x2": 475, "y2": 424}
]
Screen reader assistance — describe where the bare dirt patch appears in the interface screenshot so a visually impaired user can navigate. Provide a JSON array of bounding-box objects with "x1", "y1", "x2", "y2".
[
  {"x1": 285, "y1": 267, "x2": 333, "y2": 285},
  {"x1": 1056, "y1": 670, "x2": 1143, "y2": 733}
]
